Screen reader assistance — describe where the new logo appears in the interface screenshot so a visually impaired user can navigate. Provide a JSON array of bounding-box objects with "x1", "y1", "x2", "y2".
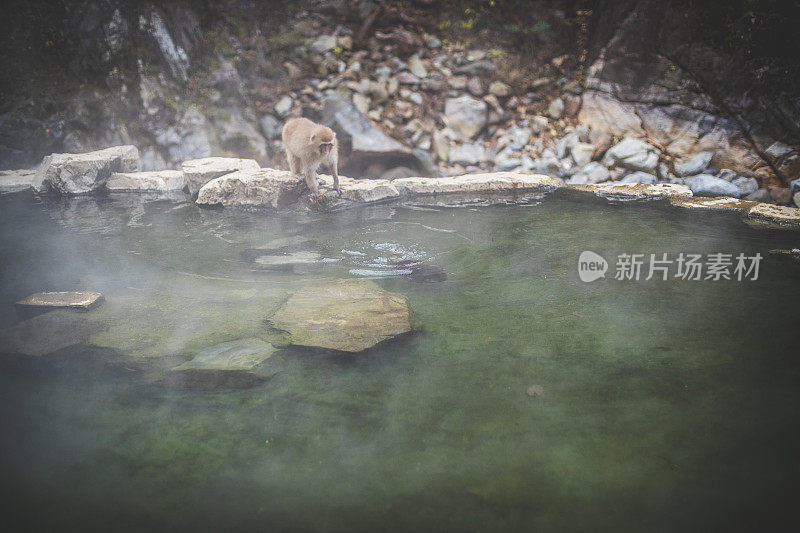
[{"x1": 578, "y1": 251, "x2": 608, "y2": 282}]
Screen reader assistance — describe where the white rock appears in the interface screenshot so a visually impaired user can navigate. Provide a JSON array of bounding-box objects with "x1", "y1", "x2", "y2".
[
  {"x1": 567, "y1": 161, "x2": 610, "y2": 184},
  {"x1": 274, "y1": 95, "x2": 294, "y2": 117},
  {"x1": 408, "y1": 55, "x2": 427, "y2": 78},
  {"x1": 352, "y1": 93, "x2": 370, "y2": 114},
  {"x1": 489, "y1": 81, "x2": 511, "y2": 97},
  {"x1": 530, "y1": 115, "x2": 549, "y2": 135},
  {"x1": 319, "y1": 175, "x2": 400, "y2": 203},
  {"x1": 444, "y1": 95, "x2": 488, "y2": 139},
  {"x1": 449, "y1": 143, "x2": 488, "y2": 165},
  {"x1": 196, "y1": 167, "x2": 304, "y2": 208},
  {"x1": 106, "y1": 170, "x2": 185, "y2": 192},
  {"x1": 570, "y1": 142, "x2": 595, "y2": 167},
  {"x1": 571, "y1": 181, "x2": 693, "y2": 199},
  {"x1": 432, "y1": 130, "x2": 450, "y2": 162},
  {"x1": 547, "y1": 98, "x2": 564, "y2": 119},
  {"x1": 508, "y1": 125, "x2": 530, "y2": 147},
  {"x1": 392, "y1": 172, "x2": 563, "y2": 195},
  {"x1": 182, "y1": 157, "x2": 260, "y2": 197},
  {"x1": 36, "y1": 145, "x2": 140, "y2": 195},
  {"x1": 310, "y1": 35, "x2": 337, "y2": 53},
  {"x1": 602, "y1": 137, "x2": 659, "y2": 172}
]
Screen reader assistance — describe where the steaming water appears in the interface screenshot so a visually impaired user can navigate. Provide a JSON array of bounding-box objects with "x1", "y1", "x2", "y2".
[{"x1": 1, "y1": 190, "x2": 799, "y2": 531}]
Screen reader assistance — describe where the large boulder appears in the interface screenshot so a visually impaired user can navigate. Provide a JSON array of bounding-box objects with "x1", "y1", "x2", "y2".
[
  {"x1": 106, "y1": 170, "x2": 185, "y2": 192},
  {"x1": 166, "y1": 338, "x2": 279, "y2": 388},
  {"x1": 684, "y1": 174, "x2": 742, "y2": 197},
  {"x1": 444, "y1": 95, "x2": 488, "y2": 139},
  {"x1": 196, "y1": 167, "x2": 305, "y2": 208},
  {"x1": 320, "y1": 94, "x2": 429, "y2": 176},
  {"x1": 270, "y1": 279, "x2": 412, "y2": 353},
  {"x1": 182, "y1": 157, "x2": 260, "y2": 197},
  {"x1": 36, "y1": 145, "x2": 140, "y2": 195}
]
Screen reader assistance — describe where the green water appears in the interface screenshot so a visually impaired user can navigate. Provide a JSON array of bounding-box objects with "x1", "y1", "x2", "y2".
[{"x1": 1, "y1": 191, "x2": 799, "y2": 532}]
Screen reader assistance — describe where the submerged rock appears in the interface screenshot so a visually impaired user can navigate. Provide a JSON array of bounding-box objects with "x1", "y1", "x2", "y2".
[
  {"x1": 167, "y1": 338, "x2": 279, "y2": 388},
  {"x1": 196, "y1": 168, "x2": 305, "y2": 208},
  {"x1": 182, "y1": 157, "x2": 260, "y2": 197},
  {"x1": 36, "y1": 145, "x2": 140, "y2": 195},
  {"x1": 106, "y1": 170, "x2": 185, "y2": 192},
  {"x1": 15, "y1": 291, "x2": 104, "y2": 317},
  {"x1": 240, "y1": 236, "x2": 319, "y2": 260},
  {"x1": 0, "y1": 309, "x2": 107, "y2": 356},
  {"x1": 391, "y1": 258, "x2": 447, "y2": 283},
  {"x1": 253, "y1": 251, "x2": 322, "y2": 271},
  {"x1": 270, "y1": 279, "x2": 412, "y2": 353}
]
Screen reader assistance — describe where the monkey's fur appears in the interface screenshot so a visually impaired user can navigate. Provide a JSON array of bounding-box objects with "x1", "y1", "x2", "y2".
[{"x1": 282, "y1": 117, "x2": 340, "y2": 199}]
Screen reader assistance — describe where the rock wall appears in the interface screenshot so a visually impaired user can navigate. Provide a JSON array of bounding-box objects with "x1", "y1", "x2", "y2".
[
  {"x1": 0, "y1": 0, "x2": 798, "y2": 186},
  {"x1": 580, "y1": 0, "x2": 800, "y2": 186}
]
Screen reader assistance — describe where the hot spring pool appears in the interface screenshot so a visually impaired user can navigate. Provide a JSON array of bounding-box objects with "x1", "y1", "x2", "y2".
[{"x1": 1, "y1": 190, "x2": 799, "y2": 531}]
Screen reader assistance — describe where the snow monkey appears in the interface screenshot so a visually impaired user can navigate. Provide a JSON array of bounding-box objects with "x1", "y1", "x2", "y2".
[{"x1": 282, "y1": 117, "x2": 341, "y2": 199}]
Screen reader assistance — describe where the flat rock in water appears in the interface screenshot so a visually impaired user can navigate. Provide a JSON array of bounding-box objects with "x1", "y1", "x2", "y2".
[
  {"x1": 567, "y1": 182, "x2": 692, "y2": 199},
  {"x1": 747, "y1": 203, "x2": 800, "y2": 227},
  {"x1": 270, "y1": 279, "x2": 412, "y2": 353},
  {"x1": 0, "y1": 169, "x2": 40, "y2": 193},
  {"x1": 106, "y1": 170, "x2": 185, "y2": 192},
  {"x1": 0, "y1": 309, "x2": 107, "y2": 356},
  {"x1": 182, "y1": 157, "x2": 260, "y2": 197},
  {"x1": 167, "y1": 338, "x2": 278, "y2": 388},
  {"x1": 392, "y1": 173, "x2": 563, "y2": 195},
  {"x1": 670, "y1": 196, "x2": 757, "y2": 211},
  {"x1": 16, "y1": 291, "x2": 104, "y2": 315}
]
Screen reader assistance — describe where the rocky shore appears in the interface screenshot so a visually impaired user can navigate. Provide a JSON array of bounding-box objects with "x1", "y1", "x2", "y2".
[{"x1": 2, "y1": 144, "x2": 799, "y2": 229}]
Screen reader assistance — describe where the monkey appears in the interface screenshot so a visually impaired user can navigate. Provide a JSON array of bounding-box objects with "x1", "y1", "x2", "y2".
[{"x1": 281, "y1": 117, "x2": 341, "y2": 199}]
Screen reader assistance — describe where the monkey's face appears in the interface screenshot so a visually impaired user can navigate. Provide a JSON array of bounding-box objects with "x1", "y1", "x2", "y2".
[{"x1": 312, "y1": 127, "x2": 336, "y2": 155}]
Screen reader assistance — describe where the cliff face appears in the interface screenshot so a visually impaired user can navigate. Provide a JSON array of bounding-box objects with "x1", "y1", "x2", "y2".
[{"x1": 0, "y1": 0, "x2": 797, "y2": 185}]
